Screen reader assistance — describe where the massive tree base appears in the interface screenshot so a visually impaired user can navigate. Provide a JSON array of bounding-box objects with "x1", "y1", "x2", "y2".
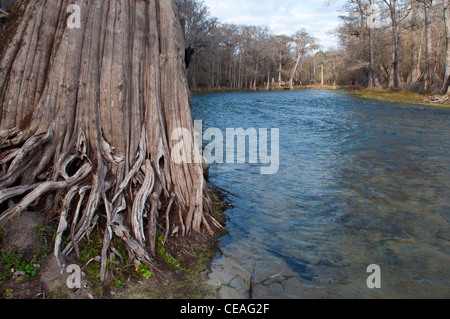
[
  {"x1": 0, "y1": 113, "x2": 223, "y2": 281},
  {"x1": 0, "y1": 0, "x2": 223, "y2": 281}
]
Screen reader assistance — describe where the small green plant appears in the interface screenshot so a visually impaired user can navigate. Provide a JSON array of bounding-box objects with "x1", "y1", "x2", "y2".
[
  {"x1": 4, "y1": 288, "x2": 13, "y2": 298},
  {"x1": 32, "y1": 226, "x2": 52, "y2": 262},
  {"x1": 77, "y1": 232, "x2": 137, "y2": 296},
  {"x1": 34, "y1": 224, "x2": 50, "y2": 242},
  {"x1": 78, "y1": 232, "x2": 103, "y2": 296},
  {"x1": 114, "y1": 278, "x2": 126, "y2": 287},
  {"x1": 135, "y1": 263, "x2": 152, "y2": 280},
  {"x1": 47, "y1": 286, "x2": 70, "y2": 299},
  {"x1": 0, "y1": 250, "x2": 40, "y2": 285}
]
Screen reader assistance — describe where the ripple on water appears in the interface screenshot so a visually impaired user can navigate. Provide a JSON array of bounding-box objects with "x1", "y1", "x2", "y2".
[{"x1": 192, "y1": 90, "x2": 450, "y2": 299}]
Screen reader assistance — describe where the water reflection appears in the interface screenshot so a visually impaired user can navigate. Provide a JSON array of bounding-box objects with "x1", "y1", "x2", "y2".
[{"x1": 191, "y1": 90, "x2": 450, "y2": 299}]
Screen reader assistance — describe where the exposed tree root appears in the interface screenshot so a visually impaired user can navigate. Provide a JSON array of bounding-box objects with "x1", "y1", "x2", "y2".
[{"x1": 0, "y1": 125, "x2": 221, "y2": 281}]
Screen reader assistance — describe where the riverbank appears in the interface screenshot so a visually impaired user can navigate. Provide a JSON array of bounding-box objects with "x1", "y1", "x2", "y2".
[
  {"x1": 348, "y1": 89, "x2": 450, "y2": 108},
  {"x1": 112, "y1": 187, "x2": 229, "y2": 299},
  {"x1": 190, "y1": 84, "x2": 340, "y2": 95},
  {"x1": 0, "y1": 188, "x2": 229, "y2": 299}
]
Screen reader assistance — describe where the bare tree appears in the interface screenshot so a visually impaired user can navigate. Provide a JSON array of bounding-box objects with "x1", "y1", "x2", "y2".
[
  {"x1": 409, "y1": 0, "x2": 422, "y2": 83},
  {"x1": 315, "y1": 51, "x2": 328, "y2": 85},
  {"x1": 382, "y1": 0, "x2": 402, "y2": 88},
  {"x1": 415, "y1": 0, "x2": 442, "y2": 89},
  {"x1": 175, "y1": 0, "x2": 449, "y2": 93},
  {"x1": 442, "y1": 0, "x2": 450, "y2": 93},
  {"x1": 288, "y1": 29, "x2": 319, "y2": 88}
]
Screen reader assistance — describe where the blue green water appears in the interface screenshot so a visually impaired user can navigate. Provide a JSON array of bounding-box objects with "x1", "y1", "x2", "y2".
[{"x1": 191, "y1": 90, "x2": 450, "y2": 299}]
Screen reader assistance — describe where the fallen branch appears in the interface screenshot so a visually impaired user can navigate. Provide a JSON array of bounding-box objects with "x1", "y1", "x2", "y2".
[{"x1": 423, "y1": 94, "x2": 450, "y2": 104}]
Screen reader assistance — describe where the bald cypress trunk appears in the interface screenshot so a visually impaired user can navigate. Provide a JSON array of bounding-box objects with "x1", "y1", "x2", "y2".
[{"x1": 0, "y1": 0, "x2": 217, "y2": 280}]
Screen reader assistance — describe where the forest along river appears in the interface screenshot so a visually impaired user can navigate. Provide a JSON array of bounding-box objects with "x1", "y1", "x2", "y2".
[{"x1": 191, "y1": 90, "x2": 450, "y2": 299}]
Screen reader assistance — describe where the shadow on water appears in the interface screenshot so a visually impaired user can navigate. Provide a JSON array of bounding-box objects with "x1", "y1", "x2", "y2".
[{"x1": 266, "y1": 246, "x2": 318, "y2": 282}]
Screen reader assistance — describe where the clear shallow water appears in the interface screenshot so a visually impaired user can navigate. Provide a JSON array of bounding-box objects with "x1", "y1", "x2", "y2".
[{"x1": 191, "y1": 90, "x2": 450, "y2": 299}]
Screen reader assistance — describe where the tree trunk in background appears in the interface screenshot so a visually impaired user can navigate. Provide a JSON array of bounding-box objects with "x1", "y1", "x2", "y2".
[
  {"x1": 387, "y1": 1, "x2": 400, "y2": 89},
  {"x1": 278, "y1": 50, "x2": 282, "y2": 85},
  {"x1": 415, "y1": 28, "x2": 425, "y2": 83},
  {"x1": 0, "y1": 0, "x2": 217, "y2": 280},
  {"x1": 368, "y1": 26, "x2": 377, "y2": 89},
  {"x1": 313, "y1": 59, "x2": 317, "y2": 84},
  {"x1": 410, "y1": 2, "x2": 421, "y2": 84},
  {"x1": 416, "y1": 0, "x2": 441, "y2": 90},
  {"x1": 441, "y1": 0, "x2": 450, "y2": 94},
  {"x1": 289, "y1": 51, "x2": 302, "y2": 88},
  {"x1": 320, "y1": 63, "x2": 324, "y2": 86},
  {"x1": 423, "y1": 1, "x2": 433, "y2": 89}
]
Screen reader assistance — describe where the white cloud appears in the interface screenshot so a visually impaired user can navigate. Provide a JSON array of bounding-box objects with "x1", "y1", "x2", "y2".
[{"x1": 203, "y1": 0, "x2": 346, "y2": 50}]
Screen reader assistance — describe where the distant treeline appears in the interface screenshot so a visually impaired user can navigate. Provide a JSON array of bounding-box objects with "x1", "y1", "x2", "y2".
[
  {"x1": 177, "y1": 0, "x2": 450, "y2": 94},
  {"x1": 2, "y1": 0, "x2": 448, "y2": 93}
]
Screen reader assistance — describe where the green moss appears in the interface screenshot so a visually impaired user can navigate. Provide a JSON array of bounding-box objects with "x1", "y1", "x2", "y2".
[
  {"x1": 77, "y1": 232, "x2": 104, "y2": 296},
  {"x1": 32, "y1": 223, "x2": 53, "y2": 261},
  {"x1": 157, "y1": 235, "x2": 196, "y2": 275},
  {"x1": 4, "y1": 288, "x2": 13, "y2": 299},
  {"x1": 77, "y1": 231, "x2": 155, "y2": 296},
  {"x1": 46, "y1": 286, "x2": 70, "y2": 299},
  {"x1": 349, "y1": 89, "x2": 450, "y2": 108}
]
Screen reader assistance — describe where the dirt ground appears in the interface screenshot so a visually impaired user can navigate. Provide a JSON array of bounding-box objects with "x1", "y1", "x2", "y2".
[{"x1": 0, "y1": 189, "x2": 229, "y2": 299}]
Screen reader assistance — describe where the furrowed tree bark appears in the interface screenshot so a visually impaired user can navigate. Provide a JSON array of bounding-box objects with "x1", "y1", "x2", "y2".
[{"x1": 0, "y1": 0, "x2": 218, "y2": 279}]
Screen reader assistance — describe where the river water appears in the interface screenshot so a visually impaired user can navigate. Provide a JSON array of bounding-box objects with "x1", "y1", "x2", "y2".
[{"x1": 191, "y1": 90, "x2": 450, "y2": 299}]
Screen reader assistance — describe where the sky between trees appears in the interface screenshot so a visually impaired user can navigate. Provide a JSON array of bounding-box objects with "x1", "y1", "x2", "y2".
[{"x1": 177, "y1": 0, "x2": 450, "y2": 93}]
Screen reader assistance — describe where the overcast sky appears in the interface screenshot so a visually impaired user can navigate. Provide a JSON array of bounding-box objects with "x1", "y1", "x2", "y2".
[{"x1": 202, "y1": 0, "x2": 347, "y2": 50}]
